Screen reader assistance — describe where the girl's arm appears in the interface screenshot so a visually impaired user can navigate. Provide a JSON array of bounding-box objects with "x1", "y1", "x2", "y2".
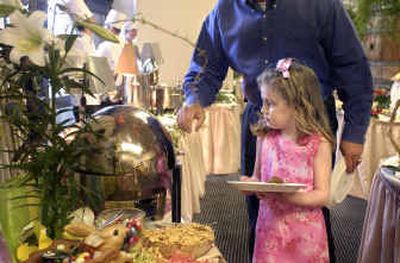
[
  {"x1": 240, "y1": 137, "x2": 262, "y2": 182},
  {"x1": 281, "y1": 138, "x2": 332, "y2": 207},
  {"x1": 252, "y1": 136, "x2": 262, "y2": 181}
]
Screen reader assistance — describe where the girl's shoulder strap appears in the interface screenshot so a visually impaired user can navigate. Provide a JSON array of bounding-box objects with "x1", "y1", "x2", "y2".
[
  {"x1": 308, "y1": 134, "x2": 322, "y2": 156},
  {"x1": 298, "y1": 133, "x2": 321, "y2": 154},
  {"x1": 266, "y1": 129, "x2": 280, "y2": 138}
]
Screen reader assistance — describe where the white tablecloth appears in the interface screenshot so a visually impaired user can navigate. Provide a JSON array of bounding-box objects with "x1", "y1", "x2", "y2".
[
  {"x1": 199, "y1": 104, "x2": 241, "y2": 175},
  {"x1": 178, "y1": 131, "x2": 207, "y2": 222},
  {"x1": 158, "y1": 103, "x2": 241, "y2": 221},
  {"x1": 157, "y1": 114, "x2": 207, "y2": 222}
]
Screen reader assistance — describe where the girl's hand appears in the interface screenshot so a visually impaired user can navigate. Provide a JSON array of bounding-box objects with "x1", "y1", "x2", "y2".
[
  {"x1": 256, "y1": 192, "x2": 268, "y2": 199},
  {"x1": 279, "y1": 192, "x2": 298, "y2": 203},
  {"x1": 240, "y1": 176, "x2": 259, "y2": 182},
  {"x1": 239, "y1": 176, "x2": 258, "y2": 195}
]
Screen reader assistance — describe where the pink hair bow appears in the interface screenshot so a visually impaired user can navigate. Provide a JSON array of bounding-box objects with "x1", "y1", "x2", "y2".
[{"x1": 276, "y1": 58, "x2": 293, "y2": 79}]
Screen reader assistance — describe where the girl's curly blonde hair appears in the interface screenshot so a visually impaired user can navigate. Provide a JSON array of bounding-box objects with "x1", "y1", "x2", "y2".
[{"x1": 252, "y1": 59, "x2": 334, "y2": 145}]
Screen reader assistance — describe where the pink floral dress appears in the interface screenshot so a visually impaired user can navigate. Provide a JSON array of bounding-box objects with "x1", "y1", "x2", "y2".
[{"x1": 253, "y1": 131, "x2": 329, "y2": 263}]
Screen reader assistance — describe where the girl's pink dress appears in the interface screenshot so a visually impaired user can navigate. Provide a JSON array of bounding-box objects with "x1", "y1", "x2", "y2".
[{"x1": 253, "y1": 131, "x2": 329, "y2": 263}]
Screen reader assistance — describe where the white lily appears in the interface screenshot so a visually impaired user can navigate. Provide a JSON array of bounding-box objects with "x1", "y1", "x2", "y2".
[
  {"x1": 0, "y1": 10, "x2": 52, "y2": 66},
  {"x1": 0, "y1": 0, "x2": 22, "y2": 8}
]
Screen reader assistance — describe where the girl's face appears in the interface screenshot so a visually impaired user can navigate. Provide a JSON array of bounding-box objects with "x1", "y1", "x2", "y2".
[{"x1": 260, "y1": 85, "x2": 295, "y2": 130}]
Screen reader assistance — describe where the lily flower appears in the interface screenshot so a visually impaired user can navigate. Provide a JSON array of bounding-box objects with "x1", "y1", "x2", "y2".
[{"x1": 0, "y1": 10, "x2": 52, "y2": 66}]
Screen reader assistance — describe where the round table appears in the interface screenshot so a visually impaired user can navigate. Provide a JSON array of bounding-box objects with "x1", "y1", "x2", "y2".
[{"x1": 357, "y1": 163, "x2": 400, "y2": 263}]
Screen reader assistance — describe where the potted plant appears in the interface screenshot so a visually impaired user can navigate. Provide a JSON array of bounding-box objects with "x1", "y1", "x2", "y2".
[
  {"x1": 0, "y1": 2, "x2": 119, "y2": 260},
  {"x1": 349, "y1": 0, "x2": 400, "y2": 90},
  {"x1": 354, "y1": 0, "x2": 400, "y2": 36}
]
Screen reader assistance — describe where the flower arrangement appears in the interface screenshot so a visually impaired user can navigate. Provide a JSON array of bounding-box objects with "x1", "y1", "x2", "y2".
[
  {"x1": 0, "y1": 0, "x2": 118, "y2": 247},
  {"x1": 215, "y1": 90, "x2": 237, "y2": 105},
  {"x1": 371, "y1": 87, "x2": 391, "y2": 117}
]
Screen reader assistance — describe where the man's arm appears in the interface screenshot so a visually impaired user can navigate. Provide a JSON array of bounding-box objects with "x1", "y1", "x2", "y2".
[
  {"x1": 183, "y1": 8, "x2": 229, "y2": 107},
  {"x1": 321, "y1": 0, "x2": 373, "y2": 144},
  {"x1": 321, "y1": 0, "x2": 373, "y2": 172},
  {"x1": 178, "y1": 8, "x2": 229, "y2": 133}
]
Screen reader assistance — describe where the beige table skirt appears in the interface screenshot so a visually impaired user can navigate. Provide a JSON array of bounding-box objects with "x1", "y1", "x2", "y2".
[
  {"x1": 199, "y1": 104, "x2": 241, "y2": 175},
  {"x1": 357, "y1": 167, "x2": 400, "y2": 263}
]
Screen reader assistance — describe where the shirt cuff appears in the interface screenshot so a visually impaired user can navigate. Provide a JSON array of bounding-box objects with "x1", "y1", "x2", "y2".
[
  {"x1": 185, "y1": 93, "x2": 201, "y2": 106},
  {"x1": 341, "y1": 122, "x2": 367, "y2": 144}
]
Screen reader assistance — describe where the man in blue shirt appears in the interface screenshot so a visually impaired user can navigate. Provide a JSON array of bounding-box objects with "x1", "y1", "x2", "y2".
[{"x1": 177, "y1": 0, "x2": 373, "y2": 261}]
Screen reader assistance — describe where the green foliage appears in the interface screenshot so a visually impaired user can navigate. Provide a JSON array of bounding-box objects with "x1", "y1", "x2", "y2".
[
  {"x1": 215, "y1": 90, "x2": 237, "y2": 105},
  {"x1": 0, "y1": 34, "x2": 103, "y2": 239},
  {"x1": 354, "y1": 0, "x2": 400, "y2": 36},
  {"x1": 0, "y1": 4, "x2": 18, "y2": 17},
  {"x1": 0, "y1": 180, "x2": 35, "y2": 262},
  {"x1": 74, "y1": 19, "x2": 119, "y2": 43}
]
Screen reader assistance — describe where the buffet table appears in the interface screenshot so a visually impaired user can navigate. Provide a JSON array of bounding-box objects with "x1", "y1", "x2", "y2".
[
  {"x1": 180, "y1": 103, "x2": 241, "y2": 220},
  {"x1": 158, "y1": 103, "x2": 241, "y2": 221},
  {"x1": 355, "y1": 116, "x2": 400, "y2": 197},
  {"x1": 0, "y1": 214, "x2": 226, "y2": 263},
  {"x1": 357, "y1": 161, "x2": 400, "y2": 263}
]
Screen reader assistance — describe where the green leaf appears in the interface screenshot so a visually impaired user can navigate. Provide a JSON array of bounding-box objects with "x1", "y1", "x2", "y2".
[
  {"x1": 0, "y1": 4, "x2": 18, "y2": 17},
  {"x1": 64, "y1": 34, "x2": 78, "y2": 55},
  {"x1": 60, "y1": 76, "x2": 86, "y2": 92},
  {"x1": 9, "y1": 194, "x2": 40, "y2": 201},
  {"x1": 0, "y1": 174, "x2": 32, "y2": 188},
  {"x1": 75, "y1": 19, "x2": 119, "y2": 43},
  {"x1": 60, "y1": 67, "x2": 105, "y2": 95}
]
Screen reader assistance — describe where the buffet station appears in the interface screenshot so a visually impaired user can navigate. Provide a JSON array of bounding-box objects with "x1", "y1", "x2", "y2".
[
  {"x1": 0, "y1": 43, "x2": 232, "y2": 262},
  {"x1": 0, "y1": 1, "x2": 244, "y2": 259},
  {"x1": 0, "y1": 100, "x2": 227, "y2": 262},
  {"x1": 10, "y1": 211, "x2": 219, "y2": 263}
]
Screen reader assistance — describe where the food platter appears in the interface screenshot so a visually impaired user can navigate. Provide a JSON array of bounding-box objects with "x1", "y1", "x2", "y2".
[{"x1": 226, "y1": 181, "x2": 306, "y2": 193}]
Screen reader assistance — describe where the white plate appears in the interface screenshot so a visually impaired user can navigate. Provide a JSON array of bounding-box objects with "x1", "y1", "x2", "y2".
[{"x1": 226, "y1": 181, "x2": 306, "y2": 193}]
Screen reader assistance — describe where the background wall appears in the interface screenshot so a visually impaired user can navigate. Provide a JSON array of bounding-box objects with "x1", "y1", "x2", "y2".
[
  {"x1": 136, "y1": 0, "x2": 217, "y2": 87},
  {"x1": 37, "y1": 0, "x2": 222, "y2": 88},
  {"x1": 112, "y1": 0, "x2": 136, "y2": 18}
]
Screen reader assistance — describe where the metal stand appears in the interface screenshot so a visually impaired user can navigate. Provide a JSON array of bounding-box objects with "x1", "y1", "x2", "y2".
[{"x1": 172, "y1": 163, "x2": 181, "y2": 223}]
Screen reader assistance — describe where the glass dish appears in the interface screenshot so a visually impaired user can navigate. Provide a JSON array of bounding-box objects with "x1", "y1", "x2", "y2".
[{"x1": 95, "y1": 208, "x2": 146, "y2": 229}]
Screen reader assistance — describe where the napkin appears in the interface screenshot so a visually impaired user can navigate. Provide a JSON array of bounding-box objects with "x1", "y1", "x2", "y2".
[{"x1": 328, "y1": 158, "x2": 355, "y2": 207}]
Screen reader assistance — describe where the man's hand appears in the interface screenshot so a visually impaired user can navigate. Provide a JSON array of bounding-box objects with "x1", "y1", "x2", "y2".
[
  {"x1": 339, "y1": 140, "x2": 364, "y2": 173},
  {"x1": 177, "y1": 103, "x2": 205, "y2": 133}
]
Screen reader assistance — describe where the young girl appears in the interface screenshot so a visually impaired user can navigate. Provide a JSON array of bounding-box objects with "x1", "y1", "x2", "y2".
[{"x1": 240, "y1": 58, "x2": 334, "y2": 262}]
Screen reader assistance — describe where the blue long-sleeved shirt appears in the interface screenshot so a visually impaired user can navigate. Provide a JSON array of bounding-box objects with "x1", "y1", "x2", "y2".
[{"x1": 183, "y1": 0, "x2": 373, "y2": 144}]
